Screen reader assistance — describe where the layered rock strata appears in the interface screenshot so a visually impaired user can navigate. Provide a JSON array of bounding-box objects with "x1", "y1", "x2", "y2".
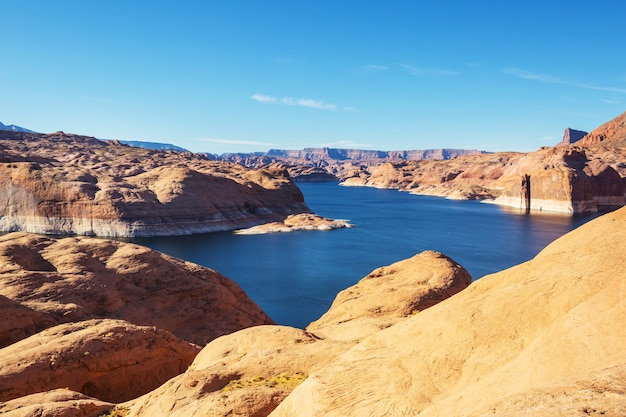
[
  {"x1": 492, "y1": 146, "x2": 624, "y2": 212},
  {"x1": 0, "y1": 130, "x2": 309, "y2": 237}
]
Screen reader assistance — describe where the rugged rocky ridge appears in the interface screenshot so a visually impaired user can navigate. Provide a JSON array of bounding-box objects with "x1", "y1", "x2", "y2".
[
  {"x1": 559, "y1": 127, "x2": 588, "y2": 145},
  {"x1": 579, "y1": 110, "x2": 626, "y2": 146},
  {"x1": 0, "y1": 130, "x2": 310, "y2": 237}
]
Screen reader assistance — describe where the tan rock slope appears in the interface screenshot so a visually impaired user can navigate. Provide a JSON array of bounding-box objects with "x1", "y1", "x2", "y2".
[
  {"x1": 271, "y1": 206, "x2": 626, "y2": 416},
  {"x1": 0, "y1": 389, "x2": 114, "y2": 417},
  {"x1": 0, "y1": 130, "x2": 309, "y2": 237},
  {"x1": 0, "y1": 319, "x2": 200, "y2": 403},
  {"x1": 120, "y1": 251, "x2": 471, "y2": 417},
  {"x1": 0, "y1": 232, "x2": 273, "y2": 346}
]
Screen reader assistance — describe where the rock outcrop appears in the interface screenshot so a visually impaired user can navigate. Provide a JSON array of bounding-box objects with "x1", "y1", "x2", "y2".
[
  {"x1": 0, "y1": 319, "x2": 200, "y2": 403},
  {"x1": 307, "y1": 251, "x2": 471, "y2": 342},
  {"x1": 120, "y1": 250, "x2": 471, "y2": 417},
  {"x1": 579, "y1": 110, "x2": 626, "y2": 146},
  {"x1": 270, "y1": 205, "x2": 626, "y2": 417},
  {"x1": 492, "y1": 146, "x2": 624, "y2": 212},
  {"x1": 559, "y1": 127, "x2": 588, "y2": 145},
  {"x1": 0, "y1": 232, "x2": 273, "y2": 346},
  {"x1": 234, "y1": 213, "x2": 352, "y2": 234},
  {"x1": 0, "y1": 130, "x2": 309, "y2": 237}
]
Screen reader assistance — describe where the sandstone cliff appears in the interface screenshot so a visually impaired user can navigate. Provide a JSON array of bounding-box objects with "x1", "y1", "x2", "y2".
[
  {"x1": 0, "y1": 130, "x2": 309, "y2": 237},
  {"x1": 492, "y1": 146, "x2": 624, "y2": 212}
]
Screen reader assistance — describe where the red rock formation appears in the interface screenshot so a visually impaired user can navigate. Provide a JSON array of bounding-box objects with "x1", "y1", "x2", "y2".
[
  {"x1": 121, "y1": 250, "x2": 471, "y2": 416},
  {"x1": 0, "y1": 232, "x2": 273, "y2": 346},
  {"x1": 0, "y1": 131, "x2": 309, "y2": 237},
  {"x1": 0, "y1": 319, "x2": 200, "y2": 403},
  {"x1": 579, "y1": 110, "x2": 626, "y2": 146},
  {"x1": 492, "y1": 147, "x2": 624, "y2": 212}
]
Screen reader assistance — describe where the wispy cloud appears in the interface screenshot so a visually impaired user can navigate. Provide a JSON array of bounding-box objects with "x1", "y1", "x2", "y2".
[
  {"x1": 397, "y1": 63, "x2": 460, "y2": 77},
  {"x1": 362, "y1": 64, "x2": 389, "y2": 73},
  {"x1": 251, "y1": 94, "x2": 353, "y2": 111},
  {"x1": 197, "y1": 137, "x2": 281, "y2": 147},
  {"x1": 319, "y1": 140, "x2": 374, "y2": 148},
  {"x1": 503, "y1": 68, "x2": 626, "y2": 94},
  {"x1": 600, "y1": 98, "x2": 621, "y2": 104}
]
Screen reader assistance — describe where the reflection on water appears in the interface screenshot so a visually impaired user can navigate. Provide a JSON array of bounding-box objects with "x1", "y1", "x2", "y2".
[{"x1": 129, "y1": 183, "x2": 606, "y2": 328}]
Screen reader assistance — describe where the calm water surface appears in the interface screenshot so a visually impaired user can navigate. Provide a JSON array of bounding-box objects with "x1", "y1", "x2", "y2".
[{"x1": 130, "y1": 183, "x2": 603, "y2": 328}]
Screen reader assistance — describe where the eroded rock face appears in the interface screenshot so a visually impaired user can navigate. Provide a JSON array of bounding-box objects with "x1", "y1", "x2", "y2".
[
  {"x1": 0, "y1": 319, "x2": 200, "y2": 403},
  {"x1": 492, "y1": 147, "x2": 624, "y2": 212},
  {"x1": 0, "y1": 131, "x2": 309, "y2": 237},
  {"x1": 579, "y1": 110, "x2": 626, "y2": 146},
  {"x1": 0, "y1": 232, "x2": 273, "y2": 346},
  {"x1": 270, "y1": 206, "x2": 626, "y2": 417}
]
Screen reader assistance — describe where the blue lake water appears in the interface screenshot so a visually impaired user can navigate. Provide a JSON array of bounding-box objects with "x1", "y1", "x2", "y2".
[{"x1": 130, "y1": 182, "x2": 603, "y2": 329}]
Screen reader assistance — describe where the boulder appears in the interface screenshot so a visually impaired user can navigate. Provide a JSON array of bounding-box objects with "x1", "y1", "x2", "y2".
[{"x1": 0, "y1": 319, "x2": 200, "y2": 403}]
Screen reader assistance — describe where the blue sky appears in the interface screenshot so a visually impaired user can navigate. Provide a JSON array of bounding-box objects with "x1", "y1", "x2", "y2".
[{"x1": 2, "y1": 1, "x2": 625, "y2": 154}]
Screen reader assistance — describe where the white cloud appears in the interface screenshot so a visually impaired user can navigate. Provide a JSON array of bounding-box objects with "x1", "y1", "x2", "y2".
[
  {"x1": 600, "y1": 98, "x2": 621, "y2": 104},
  {"x1": 363, "y1": 64, "x2": 389, "y2": 73},
  {"x1": 397, "y1": 63, "x2": 460, "y2": 77},
  {"x1": 197, "y1": 138, "x2": 281, "y2": 146},
  {"x1": 319, "y1": 140, "x2": 374, "y2": 148},
  {"x1": 251, "y1": 93, "x2": 351, "y2": 111},
  {"x1": 250, "y1": 94, "x2": 278, "y2": 104},
  {"x1": 503, "y1": 68, "x2": 626, "y2": 94}
]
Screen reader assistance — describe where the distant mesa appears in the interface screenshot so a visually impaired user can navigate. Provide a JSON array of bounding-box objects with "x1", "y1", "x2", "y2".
[
  {"x1": 0, "y1": 121, "x2": 35, "y2": 133},
  {"x1": 115, "y1": 139, "x2": 189, "y2": 152},
  {"x1": 559, "y1": 127, "x2": 588, "y2": 145}
]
